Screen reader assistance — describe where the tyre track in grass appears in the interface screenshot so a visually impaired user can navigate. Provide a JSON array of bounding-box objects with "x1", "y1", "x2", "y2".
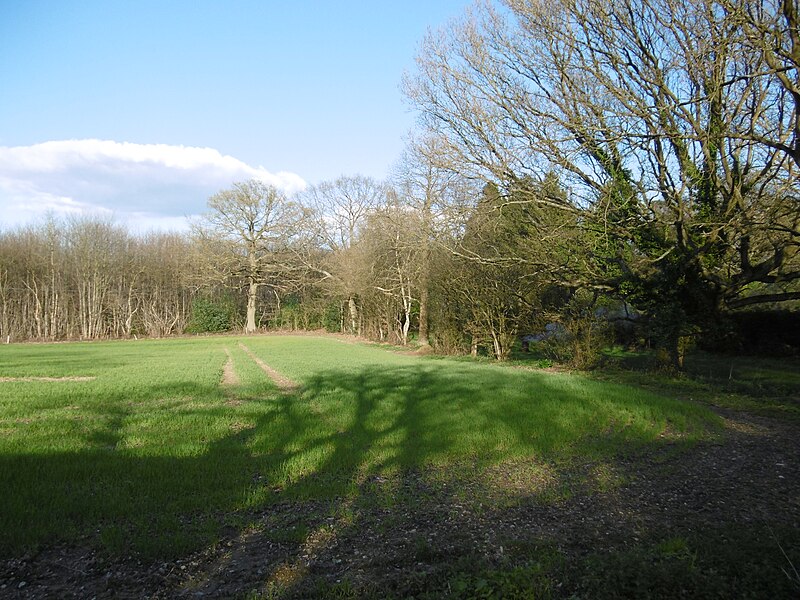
[
  {"x1": 221, "y1": 347, "x2": 242, "y2": 406},
  {"x1": 221, "y1": 348, "x2": 240, "y2": 387},
  {"x1": 237, "y1": 342, "x2": 298, "y2": 392}
]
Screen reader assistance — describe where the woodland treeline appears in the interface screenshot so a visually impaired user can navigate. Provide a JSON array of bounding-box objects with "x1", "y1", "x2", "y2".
[{"x1": 1, "y1": 0, "x2": 798, "y2": 368}]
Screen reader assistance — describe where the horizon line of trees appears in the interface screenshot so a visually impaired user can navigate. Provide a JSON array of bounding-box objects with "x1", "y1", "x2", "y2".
[{"x1": 1, "y1": 0, "x2": 797, "y2": 370}]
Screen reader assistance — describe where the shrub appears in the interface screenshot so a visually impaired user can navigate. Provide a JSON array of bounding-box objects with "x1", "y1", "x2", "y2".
[
  {"x1": 539, "y1": 292, "x2": 612, "y2": 370},
  {"x1": 186, "y1": 297, "x2": 236, "y2": 333},
  {"x1": 323, "y1": 302, "x2": 342, "y2": 333}
]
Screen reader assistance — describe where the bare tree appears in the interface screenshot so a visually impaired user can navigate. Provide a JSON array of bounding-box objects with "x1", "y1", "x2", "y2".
[
  {"x1": 194, "y1": 180, "x2": 307, "y2": 334},
  {"x1": 357, "y1": 192, "x2": 429, "y2": 345},
  {"x1": 722, "y1": 0, "x2": 800, "y2": 167},
  {"x1": 16, "y1": 220, "x2": 68, "y2": 340},
  {"x1": 66, "y1": 217, "x2": 131, "y2": 340},
  {"x1": 0, "y1": 218, "x2": 206, "y2": 341},
  {"x1": 304, "y1": 175, "x2": 385, "y2": 254},
  {"x1": 392, "y1": 134, "x2": 476, "y2": 345},
  {"x1": 302, "y1": 175, "x2": 386, "y2": 334},
  {"x1": 134, "y1": 233, "x2": 194, "y2": 337}
]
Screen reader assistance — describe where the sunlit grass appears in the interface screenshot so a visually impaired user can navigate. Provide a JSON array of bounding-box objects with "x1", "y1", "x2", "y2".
[{"x1": 0, "y1": 335, "x2": 720, "y2": 558}]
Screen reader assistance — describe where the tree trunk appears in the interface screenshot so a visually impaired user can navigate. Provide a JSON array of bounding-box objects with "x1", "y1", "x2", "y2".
[
  {"x1": 491, "y1": 329, "x2": 503, "y2": 361},
  {"x1": 246, "y1": 279, "x2": 258, "y2": 334},
  {"x1": 245, "y1": 241, "x2": 259, "y2": 334},
  {"x1": 399, "y1": 288, "x2": 412, "y2": 346},
  {"x1": 348, "y1": 296, "x2": 359, "y2": 334},
  {"x1": 657, "y1": 333, "x2": 686, "y2": 372},
  {"x1": 273, "y1": 288, "x2": 282, "y2": 329},
  {"x1": 401, "y1": 311, "x2": 411, "y2": 345},
  {"x1": 418, "y1": 284, "x2": 429, "y2": 346}
]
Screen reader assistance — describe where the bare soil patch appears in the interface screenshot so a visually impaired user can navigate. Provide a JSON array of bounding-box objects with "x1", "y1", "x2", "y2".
[
  {"x1": 220, "y1": 348, "x2": 239, "y2": 387},
  {"x1": 221, "y1": 347, "x2": 242, "y2": 406}
]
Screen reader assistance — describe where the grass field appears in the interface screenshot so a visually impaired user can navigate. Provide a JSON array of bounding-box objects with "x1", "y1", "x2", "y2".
[
  {"x1": 0, "y1": 335, "x2": 715, "y2": 556},
  {"x1": 1, "y1": 335, "x2": 797, "y2": 598}
]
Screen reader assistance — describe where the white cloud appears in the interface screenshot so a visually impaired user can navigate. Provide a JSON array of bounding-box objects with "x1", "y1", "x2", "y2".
[{"x1": 0, "y1": 140, "x2": 307, "y2": 231}]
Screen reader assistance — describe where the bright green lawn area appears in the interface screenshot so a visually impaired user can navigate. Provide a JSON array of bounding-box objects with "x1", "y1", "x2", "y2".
[{"x1": 0, "y1": 336, "x2": 719, "y2": 558}]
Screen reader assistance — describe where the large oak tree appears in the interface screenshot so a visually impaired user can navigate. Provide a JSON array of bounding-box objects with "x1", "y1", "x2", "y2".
[{"x1": 194, "y1": 180, "x2": 307, "y2": 334}]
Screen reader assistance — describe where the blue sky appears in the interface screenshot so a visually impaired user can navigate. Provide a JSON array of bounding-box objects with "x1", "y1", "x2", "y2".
[{"x1": 0, "y1": 0, "x2": 470, "y2": 230}]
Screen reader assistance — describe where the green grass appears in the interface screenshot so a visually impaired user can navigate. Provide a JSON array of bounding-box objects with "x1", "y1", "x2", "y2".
[
  {"x1": 0, "y1": 335, "x2": 719, "y2": 560},
  {"x1": 593, "y1": 347, "x2": 800, "y2": 419}
]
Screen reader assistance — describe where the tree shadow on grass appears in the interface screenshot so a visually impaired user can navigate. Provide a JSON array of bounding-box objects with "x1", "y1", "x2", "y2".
[{"x1": 4, "y1": 362, "x2": 786, "y2": 598}]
